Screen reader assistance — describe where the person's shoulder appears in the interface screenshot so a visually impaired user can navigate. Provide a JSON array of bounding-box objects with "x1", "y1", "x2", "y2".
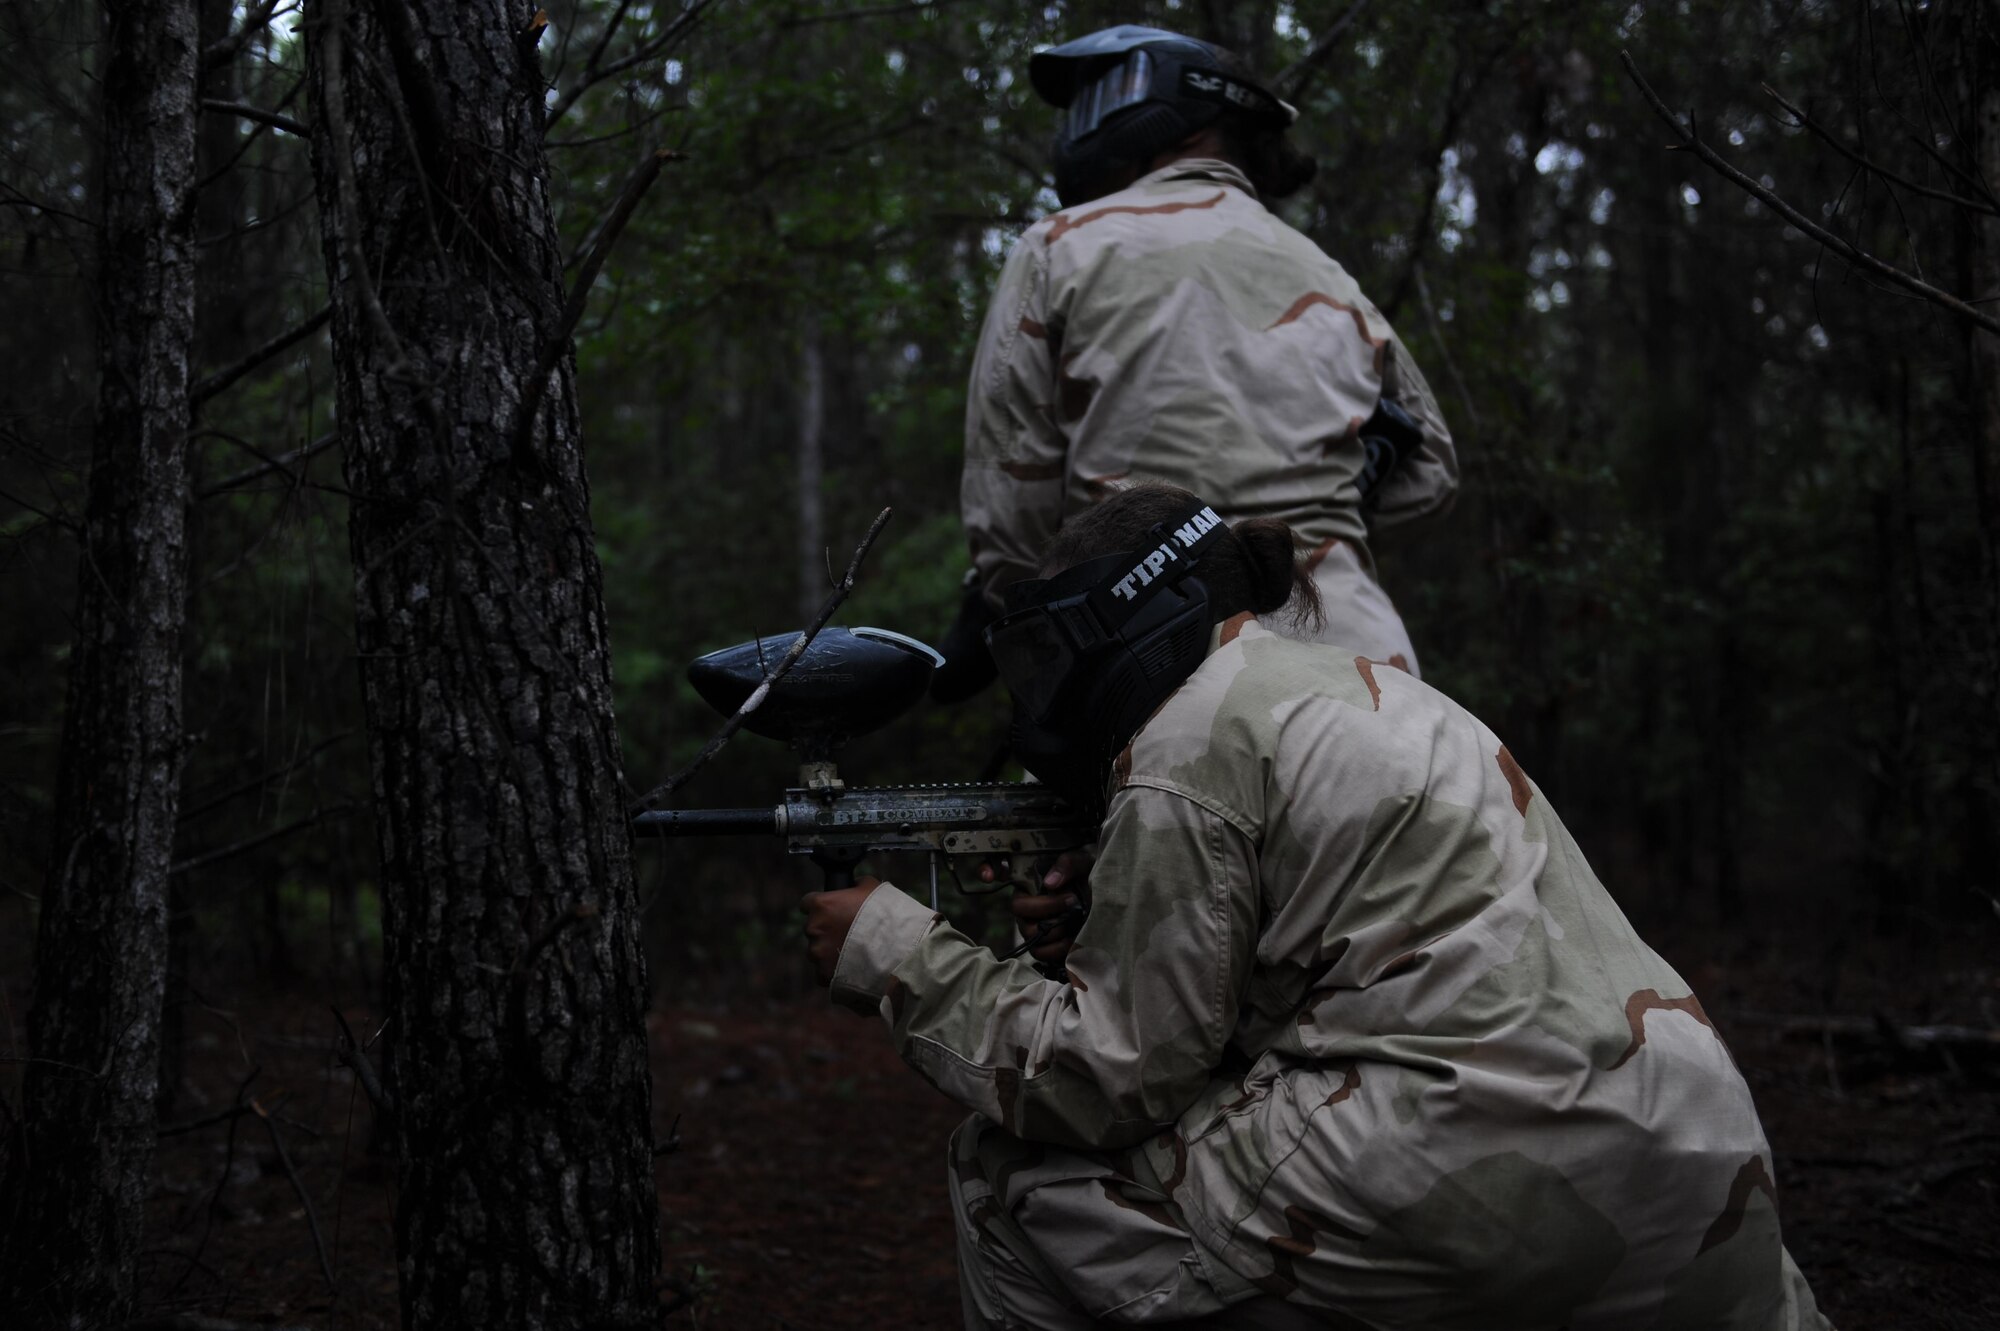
[
  {"x1": 1037, "y1": 166, "x2": 1264, "y2": 255},
  {"x1": 1115, "y1": 618, "x2": 1386, "y2": 825}
]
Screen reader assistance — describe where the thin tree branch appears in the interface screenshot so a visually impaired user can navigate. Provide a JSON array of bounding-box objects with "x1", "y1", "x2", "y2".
[
  {"x1": 190, "y1": 306, "x2": 331, "y2": 406},
  {"x1": 169, "y1": 802, "x2": 364, "y2": 876},
  {"x1": 1275, "y1": 0, "x2": 1371, "y2": 98},
  {"x1": 253, "y1": 1098, "x2": 338, "y2": 1294},
  {"x1": 201, "y1": 98, "x2": 308, "y2": 139},
  {"x1": 1619, "y1": 51, "x2": 2000, "y2": 338},
  {"x1": 202, "y1": 0, "x2": 288, "y2": 73},
  {"x1": 319, "y1": 0, "x2": 414, "y2": 372},
  {"x1": 177, "y1": 730, "x2": 358, "y2": 823},
  {"x1": 197, "y1": 432, "x2": 338, "y2": 499},
  {"x1": 781, "y1": 0, "x2": 963, "y2": 28},
  {"x1": 510, "y1": 147, "x2": 680, "y2": 458},
  {"x1": 630, "y1": 507, "x2": 894, "y2": 813},
  {"x1": 330, "y1": 1008, "x2": 396, "y2": 1117},
  {"x1": 1904, "y1": 130, "x2": 2000, "y2": 211},
  {"x1": 545, "y1": 0, "x2": 717, "y2": 129},
  {"x1": 1763, "y1": 83, "x2": 1999, "y2": 217}
]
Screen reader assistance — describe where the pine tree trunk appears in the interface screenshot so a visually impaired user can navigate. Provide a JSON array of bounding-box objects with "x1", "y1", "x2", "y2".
[
  {"x1": 0, "y1": 0, "x2": 200, "y2": 1322},
  {"x1": 304, "y1": 4, "x2": 660, "y2": 1328},
  {"x1": 1971, "y1": 1, "x2": 2000, "y2": 865}
]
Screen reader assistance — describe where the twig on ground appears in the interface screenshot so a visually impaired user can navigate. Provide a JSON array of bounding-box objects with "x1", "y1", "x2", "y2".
[
  {"x1": 253, "y1": 1097, "x2": 337, "y2": 1293},
  {"x1": 190, "y1": 306, "x2": 330, "y2": 406},
  {"x1": 1618, "y1": 50, "x2": 2000, "y2": 337},
  {"x1": 171, "y1": 1066, "x2": 262, "y2": 1299},
  {"x1": 127, "y1": 1314, "x2": 313, "y2": 1331},
  {"x1": 629, "y1": 506, "x2": 894, "y2": 812},
  {"x1": 330, "y1": 1007, "x2": 395, "y2": 1117}
]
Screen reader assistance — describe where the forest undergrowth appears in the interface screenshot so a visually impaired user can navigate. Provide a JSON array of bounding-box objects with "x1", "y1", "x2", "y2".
[{"x1": 5, "y1": 893, "x2": 1991, "y2": 1331}]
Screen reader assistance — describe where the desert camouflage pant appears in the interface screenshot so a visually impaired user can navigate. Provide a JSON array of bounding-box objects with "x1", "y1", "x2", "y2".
[
  {"x1": 1284, "y1": 538, "x2": 1420, "y2": 678},
  {"x1": 948, "y1": 1115, "x2": 1324, "y2": 1330}
]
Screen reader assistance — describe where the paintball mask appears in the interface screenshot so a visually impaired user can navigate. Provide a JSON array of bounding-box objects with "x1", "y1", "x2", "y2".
[
  {"x1": 983, "y1": 499, "x2": 1229, "y2": 802},
  {"x1": 1028, "y1": 25, "x2": 1296, "y2": 207}
]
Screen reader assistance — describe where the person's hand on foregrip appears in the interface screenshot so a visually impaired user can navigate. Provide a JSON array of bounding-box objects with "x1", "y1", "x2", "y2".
[{"x1": 801, "y1": 878, "x2": 881, "y2": 985}]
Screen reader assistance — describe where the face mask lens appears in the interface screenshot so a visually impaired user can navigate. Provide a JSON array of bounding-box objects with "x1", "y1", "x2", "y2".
[
  {"x1": 986, "y1": 612, "x2": 1073, "y2": 721},
  {"x1": 1065, "y1": 50, "x2": 1154, "y2": 141}
]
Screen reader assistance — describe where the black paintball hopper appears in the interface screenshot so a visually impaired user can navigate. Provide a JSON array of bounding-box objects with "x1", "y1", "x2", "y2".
[{"x1": 687, "y1": 627, "x2": 945, "y2": 757}]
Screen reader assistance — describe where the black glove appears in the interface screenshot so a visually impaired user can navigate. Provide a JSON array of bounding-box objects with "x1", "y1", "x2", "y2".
[
  {"x1": 1357, "y1": 396, "x2": 1423, "y2": 508},
  {"x1": 930, "y1": 571, "x2": 999, "y2": 703}
]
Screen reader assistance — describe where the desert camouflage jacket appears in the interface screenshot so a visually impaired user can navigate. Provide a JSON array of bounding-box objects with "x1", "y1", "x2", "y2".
[
  {"x1": 960, "y1": 159, "x2": 1458, "y2": 607},
  {"x1": 833, "y1": 618, "x2": 1823, "y2": 1328}
]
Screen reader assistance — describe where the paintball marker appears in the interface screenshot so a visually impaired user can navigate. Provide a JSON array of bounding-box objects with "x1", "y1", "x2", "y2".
[{"x1": 632, "y1": 627, "x2": 1096, "y2": 909}]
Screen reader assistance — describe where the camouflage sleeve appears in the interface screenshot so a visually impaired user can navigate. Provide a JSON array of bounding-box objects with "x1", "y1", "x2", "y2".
[
  {"x1": 959, "y1": 233, "x2": 1065, "y2": 609},
  {"x1": 829, "y1": 783, "x2": 1258, "y2": 1151},
  {"x1": 1368, "y1": 333, "x2": 1459, "y2": 533}
]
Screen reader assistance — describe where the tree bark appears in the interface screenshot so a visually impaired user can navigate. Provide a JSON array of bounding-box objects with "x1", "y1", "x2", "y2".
[
  {"x1": 0, "y1": 0, "x2": 201, "y2": 1323},
  {"x1": 1972, "y1": 2, "x2": 2000, "y2": 825},
  {"x1": 304, "y1": 3, "x2": 660, "y2": 1328}
]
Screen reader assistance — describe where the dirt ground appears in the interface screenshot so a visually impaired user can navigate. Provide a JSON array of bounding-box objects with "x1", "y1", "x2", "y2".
[{"x1": 7, "y1": 918, "x2": 1992, "y2": 1329}]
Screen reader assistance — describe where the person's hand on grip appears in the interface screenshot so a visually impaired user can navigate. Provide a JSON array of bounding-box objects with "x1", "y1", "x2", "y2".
[
  {"x1": 1006, "y1": 849, "x2": 1093, "y2": 967},
  {"x1": 801, "y1": 878, "x2": 881, "y2": 985}
]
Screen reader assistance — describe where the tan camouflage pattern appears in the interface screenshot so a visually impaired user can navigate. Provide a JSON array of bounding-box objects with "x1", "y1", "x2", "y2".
[
  {"x1": 833, "y1": 617, "x2": 1829, "y2": 1329},
  {"x1": 959, "y1": 157, "x2": 1456, "y2": 672},
  {"x1": 948, "y1": 1113, "x2": 1327, "y2": 1329}
]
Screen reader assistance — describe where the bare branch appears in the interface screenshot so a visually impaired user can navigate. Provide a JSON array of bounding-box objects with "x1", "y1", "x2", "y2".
[
  {"x1": 330, "y1": 1008, "x2": 396, "y2": 1117},
  {"x1": 510, "y1": 148, "x2": 680, "y2": 458},
  {"x1": 1275, "y1": 0, "x2": 1371, "y2": 98},
  {"x1": 319, "y1": 0, "x2": 413, "y2": 371},
  {"x1": 545, "y1": 0, "x2": 718, "y2": 129},
  {"x1": 630, "y1": 507, "x2": 895, "y2": 813},
  {"x1": 169, "y1": 802, "x2": 364, "y2": 877},
  {"x1": 202, "y1": 0, "x2": 289, "y2": 73},
  {"x1": 177, "y1": 729, "x2": 358, "y2": 822},
  {"x1": 197, "y1": 432, "x2": 338, "y2": 499},
  {"x1": 1763, "y1": 83, "x2": 1999, "y2": 217},
  {"x1": 781, "y1": 0, "x2": 965, "y2": 28},
  {"x1": 127, "y1": 1315, "x2": 313, "y2": 1331},
  {"x1": 252, "y1": 1098, "x2": 338, "y2": 1293},
  {"x1": 1619, "y1": 51, "x2": 2000, "y2": 338},
  {"x1": 190, "y1": 306, "x2": 331, "y2": 406},
  {"x1": 201, "y1": 98, "x2": 308, "y2": 139}
]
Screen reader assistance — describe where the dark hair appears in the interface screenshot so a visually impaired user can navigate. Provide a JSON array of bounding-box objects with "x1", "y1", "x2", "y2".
[
  {"x1": 1040, "y1": 483, "x2": 1323, "y2": 631},
  {"x1": 1214, "y1": 51, "x2": 1317, "y2": 200}
]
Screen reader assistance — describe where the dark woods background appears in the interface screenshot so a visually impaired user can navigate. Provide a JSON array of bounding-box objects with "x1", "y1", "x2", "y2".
[
  {"x1": 7, "y1": 0, "x2": 1992, "y2": 984},
  {"x1": 0, "y1": 0, "x2": 1996, "y2": 1326}
]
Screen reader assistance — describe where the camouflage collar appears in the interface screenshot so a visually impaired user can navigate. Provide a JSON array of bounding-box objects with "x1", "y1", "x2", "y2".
[
  {"x1": 1207, "y1": 613, "x2": 1271, "y2": 657},
  {"x1": 1138, "y1": 157, "x2": 1257, "y2": 200}
]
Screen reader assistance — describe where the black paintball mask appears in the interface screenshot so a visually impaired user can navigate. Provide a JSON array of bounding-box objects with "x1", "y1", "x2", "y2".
[
  {"x1": 984, "y1": 500, "x2": 1231, "y2": 803},
  {"x1": 1028, "y1": 25, "x2": 1296, "y2": 207}
]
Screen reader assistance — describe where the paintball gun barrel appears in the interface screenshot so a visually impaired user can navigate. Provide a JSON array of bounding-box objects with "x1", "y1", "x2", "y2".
[{"x1": 631, "y1": 627, "x2": 1095, "y2": 901}]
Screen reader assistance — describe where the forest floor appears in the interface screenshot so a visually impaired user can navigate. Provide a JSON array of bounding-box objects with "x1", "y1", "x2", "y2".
[{"x1": 4, "y1": 914, "x2": 1991, "y2": 1329}]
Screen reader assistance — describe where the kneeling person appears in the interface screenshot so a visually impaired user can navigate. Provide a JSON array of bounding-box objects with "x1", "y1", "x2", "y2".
[{"x1": 803, "y1": 485, "x2": 1828, "y2": 1329}]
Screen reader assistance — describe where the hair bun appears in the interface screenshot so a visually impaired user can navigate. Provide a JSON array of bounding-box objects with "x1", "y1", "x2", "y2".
[{"x1": 1232, "y1": 518, "x2": 1300, "y2": 614}]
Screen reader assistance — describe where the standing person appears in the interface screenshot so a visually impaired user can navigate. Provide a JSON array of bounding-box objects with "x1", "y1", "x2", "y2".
[
  {"x1": 949, "y1": 24, "x2": 1455, "y2": 697},
  {"x1": 805, "y1": 485, "x2": 1829, "y2": 1330}
]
